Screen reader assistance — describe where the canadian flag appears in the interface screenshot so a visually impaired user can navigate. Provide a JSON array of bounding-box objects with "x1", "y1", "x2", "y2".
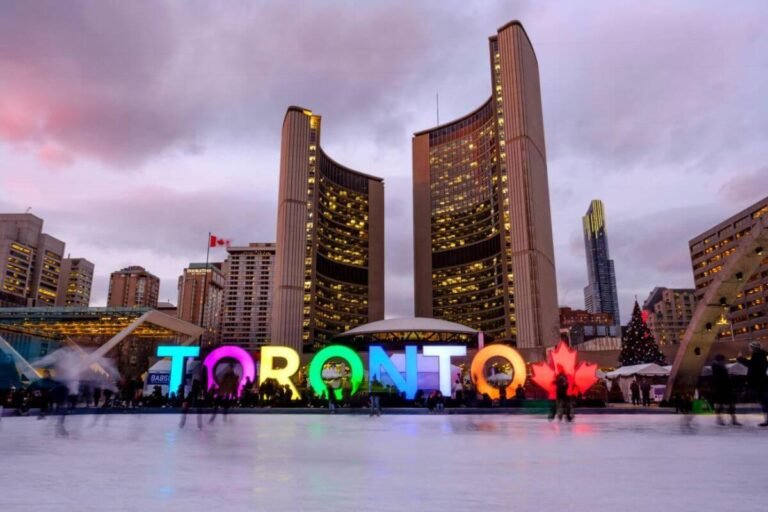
[{"x1": 209, "y1": 235, "x2": 231, "y2": 248}]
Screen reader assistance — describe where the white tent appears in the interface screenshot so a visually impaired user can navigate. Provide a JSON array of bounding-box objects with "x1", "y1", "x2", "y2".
[
  {"x1": 700, "y1": 362, "x2": 748, "y2": 377},
  {"x1": 605, "y1": 363, "x2": 670, "y2": 379},
  {"x1": 605, "y1": 363, "x2": 670, "y2": 403}
]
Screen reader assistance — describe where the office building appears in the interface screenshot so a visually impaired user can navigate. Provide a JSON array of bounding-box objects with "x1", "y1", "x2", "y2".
[
  {"x1": 272, "y1": 107, "x2": 385, "y2": 353},
  {"x1": 642, "y1": 287, "x2": 697, "y2": 345},
  {"x1": 221, "y1": 243, "x2": 275, "y2": 350},
  {"x1": 412, "y1": 21, "x2": 559, "y2": 348},
  {"x1": 559, "y1": 306, "x2": 615, "y2": 346},
  {"x1": 177, "y1": 262, "x2": 225, "y2": 345},
  {"x1": 689, "y1": 196, "x2": 768, "y2": 344},
  {"x1": 107, "y1": 266, "x2": 160, "y2": 308},
  {"x1": 0, "y1": 213, "x2": 65, "y2": 307},
  {"x1": 582, "y1": 199, "x2": 621, "y2": 333},
  {"x1": 56, "y1": 257, "x2": 94, "y2": 307}
]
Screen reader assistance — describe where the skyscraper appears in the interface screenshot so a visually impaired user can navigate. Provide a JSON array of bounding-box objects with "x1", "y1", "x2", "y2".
[
  {"x1": 689, "y1": 196, "x2": 768, "y2": 344},
  {"x1": 220, "y1": 243, "x2": 275, "y2": 350},
  {"x1": 107, "y1": 265, "x2": 160, "y2": 308},
  {"x1": 56, "y1": 257, "x2": 94, "y2": 307},
  {"x1": 582, "y1": 199, "x2": 620, "y2": 333},
  {"x1": 177, "y1": 262, "x2": 225, "y2": 345},
  {"x1": 272, "y1": 107, "x2": 385, "y2": 353},
  {"x1": 0, "y1": 213, "x2": 65, "y2": 307},
  {"x1": 412, "y1": 21, "x2": 559, "y2": 349}
]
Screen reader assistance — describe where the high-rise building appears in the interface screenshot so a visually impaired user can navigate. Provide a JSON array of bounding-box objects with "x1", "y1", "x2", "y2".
[
  {"x1": 107, "y1": 266, "x2": 160, "y2": 308},
  {"x1": 177, "y1": 262, "x2": 225, "y2": 344},
  {"x1": 0, "y1": 213, "x2": 65, "y2": 307},
  {"x1": 272, "y1": 107, "x2": 385, "y2": 353},
  {"x1": 582, "y1": 199, "x2": 621, "y2": 333},
  {"x1": 412, "y1": 21, "x2": 559, "y2": 349},
  {"x1": 689, "y1": 196, "x2": 768, "y2": 344},
  {"x1": 642, "y1": 287, "x2": 697, "y2": 345},
  {"x1": 221, "y1": 243, "x2": 275, "y2": 351},
  {"x1": 56, "y1": 257, "x2": 94, "y2": 307}
]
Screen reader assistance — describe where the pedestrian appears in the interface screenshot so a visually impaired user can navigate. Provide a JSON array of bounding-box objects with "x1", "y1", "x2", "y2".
[
  {"x1": 630, "y1": 379, "x2": 641, "y2": 406},
  {"x1": 711, "y1": 354, "x2": 740, "y2": 426},
  {"x1": 737, "y1": 341, "x2": 768, "y2": 427},
  {"x1": 93, "y1": 387, "x2": 102, "y2": 408},
  {"x1": 640, "y1": 379, "x2": 652, "y2": 407}
]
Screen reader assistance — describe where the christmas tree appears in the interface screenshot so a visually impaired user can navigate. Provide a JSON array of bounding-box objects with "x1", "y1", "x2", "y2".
[{"x1": 618, "y1": 300, "x2": 666, "y2": 366}]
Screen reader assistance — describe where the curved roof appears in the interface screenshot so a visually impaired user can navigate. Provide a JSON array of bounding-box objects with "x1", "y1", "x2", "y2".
[{"x1": 336, "y1": 317, "x2": 478, "y2": 337}]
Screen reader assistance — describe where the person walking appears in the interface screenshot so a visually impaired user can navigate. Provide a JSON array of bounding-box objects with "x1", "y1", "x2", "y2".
[
  {"x1": 737, "y1": 341, "x2": 768, "y2": 427},
  {"x1": 630, "y1": 379, "x2": 641, "y2": 406},
  {"x1": 711, "y1": 354, "x2": 740, "y2": 426}
]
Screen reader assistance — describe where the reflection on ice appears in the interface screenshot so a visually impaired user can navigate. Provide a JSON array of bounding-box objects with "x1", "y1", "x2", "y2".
[{"x1": 1, "y1": 414, "x2": 767, "y2": 512}]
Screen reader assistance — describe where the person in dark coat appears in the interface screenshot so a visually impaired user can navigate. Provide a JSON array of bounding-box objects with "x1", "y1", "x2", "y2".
[
  {"x1": 711, "y1": 354, "x2": 740, "y2": 426},
  {"x1": 640, "y1": 379, "x2": 652, "y2": 407},
  {"x1": 737, "y1": 341, "x2": 768, "y2": 427},
  {"x1": 630, "y1": 380, "x2": 641, "y2": 406},
  {"x1": 554, "y1": 366, "x2": 573, "y2": 422}
]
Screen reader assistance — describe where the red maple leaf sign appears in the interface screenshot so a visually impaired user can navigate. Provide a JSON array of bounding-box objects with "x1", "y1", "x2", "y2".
[{"x1": 530, "y1": 342, "x2": 599, "y2": 399}]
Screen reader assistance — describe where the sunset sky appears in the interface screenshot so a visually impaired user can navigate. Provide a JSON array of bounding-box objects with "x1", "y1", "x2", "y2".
[{"x1": 1, "y1": 0, "x2": 767, "y2": 321}]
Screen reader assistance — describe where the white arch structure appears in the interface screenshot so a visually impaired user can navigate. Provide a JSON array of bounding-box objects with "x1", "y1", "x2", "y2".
[{"x1": 665, "y1": 215, "x2": 768, "y2": 400}]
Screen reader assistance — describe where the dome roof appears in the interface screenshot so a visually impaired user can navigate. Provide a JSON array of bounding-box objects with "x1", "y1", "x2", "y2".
[{"x1": 335, "y1": 317, "x2": 478, "y2": 338}]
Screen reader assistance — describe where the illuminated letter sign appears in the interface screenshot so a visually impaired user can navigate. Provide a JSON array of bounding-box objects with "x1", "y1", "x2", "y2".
[
  {"x1": 530, "y1": 342, "x2": 598, "y2": 399},
  {"x1": 308, "y1": 345, "x2": 365, "y2": 400},
  {"x1": 156, "y1": 345, "x2": 200, "y2": 396},
  {"x1": 470, "y1": 344, "x2": 527, "y2": 400},
  {"x1": 369, "y1": 345, "x2": 418, "y2": 399},
  {"x1": 260, "y1": 346, "x2": 301, "y2": 400},
  {"x1": 203, "y1": 346, "x2": 256, "y2": 396},
  {"x1": 422, "y1": 345, "x2": 466, "y2": 396}
]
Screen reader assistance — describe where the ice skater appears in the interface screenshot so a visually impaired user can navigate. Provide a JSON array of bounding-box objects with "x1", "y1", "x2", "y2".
[
  {"x1": 711, "y1": 354, "x2": 740, "y2": 426},
  {"x1": 737, "y1": 341, "x2": 768, "y2": 427},
  {"x1": 180, "y1": 379, "x2": 204, "y2": 430}
]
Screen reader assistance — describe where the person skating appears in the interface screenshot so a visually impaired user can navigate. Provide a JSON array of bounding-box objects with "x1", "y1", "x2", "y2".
[
  {"x1": 737, "y1": 341, "x2": 768, "y2": 427},
  {"x1": 711, "y1": 354, "x2": 740, "y2": 426},
  {"x1": 554, "y1": 365, "x2": 573, "y2": 422}
]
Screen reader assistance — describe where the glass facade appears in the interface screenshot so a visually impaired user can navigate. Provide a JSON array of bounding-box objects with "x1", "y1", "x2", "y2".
[{"x1": 305, "y1": 144, "x2": 373, "y2": 350}]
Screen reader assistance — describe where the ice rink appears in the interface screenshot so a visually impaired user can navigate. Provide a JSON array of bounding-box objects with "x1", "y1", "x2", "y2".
[{"x1": 1, "y1": 412, "x2": 767, "y2": 511}]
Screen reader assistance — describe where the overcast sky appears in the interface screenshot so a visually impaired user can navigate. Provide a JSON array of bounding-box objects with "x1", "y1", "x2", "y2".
[{"x1": 1, "y1": 1, "x2": 767, "y2": 323}]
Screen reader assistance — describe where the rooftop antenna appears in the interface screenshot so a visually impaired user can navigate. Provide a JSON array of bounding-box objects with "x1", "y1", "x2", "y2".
[
  {"x1": 436, "y1": 91, "x2": 440, "y2": 125},
  {"x1": 24, "y1": 206, "x2": 31, "y2": 213}
]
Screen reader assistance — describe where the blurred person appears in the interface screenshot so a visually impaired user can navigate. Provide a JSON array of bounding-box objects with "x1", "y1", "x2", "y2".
[
  {"x1": 641, "y1": 379, "x2": 652, "y2": 407},
  {"x1": 737, "y1": 341, "x2": 768, "y2": 427},
  {"x1": 630, "y1": 379, "x2": 641, "y2": 406},
  {"x1": 555, "y1": 365, "x2": 573, "y2": 422},
  {"x1": 711, "y1": 354, "x2": 740, "y2": 426}
]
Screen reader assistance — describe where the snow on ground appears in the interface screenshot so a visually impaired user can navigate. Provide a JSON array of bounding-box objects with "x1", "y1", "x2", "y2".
[{"x1": 1, "y1": 413, "x2": 766, "y2": 512}]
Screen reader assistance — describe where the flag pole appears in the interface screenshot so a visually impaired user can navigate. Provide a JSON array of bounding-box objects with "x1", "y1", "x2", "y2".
[{"x1": 199, "y1": 232, "x2": 211, "y2": 348}]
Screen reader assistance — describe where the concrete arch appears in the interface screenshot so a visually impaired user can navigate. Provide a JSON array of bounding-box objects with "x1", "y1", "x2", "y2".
[{"x1": 665, "y1": 215, "x2": 768, "y2": 400}]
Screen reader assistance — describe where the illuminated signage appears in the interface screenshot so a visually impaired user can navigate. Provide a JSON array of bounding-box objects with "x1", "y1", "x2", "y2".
[{"x1": 157, "y1": 342, "x2": 598, "y2": 400}]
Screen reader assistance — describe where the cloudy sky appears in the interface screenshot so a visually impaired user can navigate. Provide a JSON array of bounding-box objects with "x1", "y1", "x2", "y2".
[{"x1": 1, "y1": 0, "x2": 767, "y2": 323}]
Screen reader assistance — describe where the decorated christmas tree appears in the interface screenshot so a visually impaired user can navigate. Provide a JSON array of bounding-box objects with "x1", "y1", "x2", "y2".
[{"x1": 618, "y1": 300, "x2": 666, "y2": 366}]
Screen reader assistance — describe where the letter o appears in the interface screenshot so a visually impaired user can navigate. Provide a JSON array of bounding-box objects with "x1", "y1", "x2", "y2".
[
  {"x1": 308, "y1": 345, "x2": 365, "y2": 399},
  {"x1": 470, "y1": 345, "x2": 527, "y2": 400},
  {"x1": 203, "y1": 346, "x2": 256, "y2": 396}
]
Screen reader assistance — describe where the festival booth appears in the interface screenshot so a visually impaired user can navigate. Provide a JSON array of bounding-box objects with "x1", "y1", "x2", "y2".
[
  {"x1": 605, "y1": 363, "x2": 670, "y2": 402},
  {"x1": 700, "y1": 362, "x2": 748, "y2": 377}
]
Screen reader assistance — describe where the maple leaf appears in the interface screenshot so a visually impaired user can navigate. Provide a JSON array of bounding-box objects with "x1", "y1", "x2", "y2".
[{"x1": 530, "y1": 342, "x2": 599, "y2": 399}]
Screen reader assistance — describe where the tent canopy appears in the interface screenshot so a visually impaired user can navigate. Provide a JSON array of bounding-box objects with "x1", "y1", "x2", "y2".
[{"x1": 605, "y1": 363, "x2": 670, "y2": 379}]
